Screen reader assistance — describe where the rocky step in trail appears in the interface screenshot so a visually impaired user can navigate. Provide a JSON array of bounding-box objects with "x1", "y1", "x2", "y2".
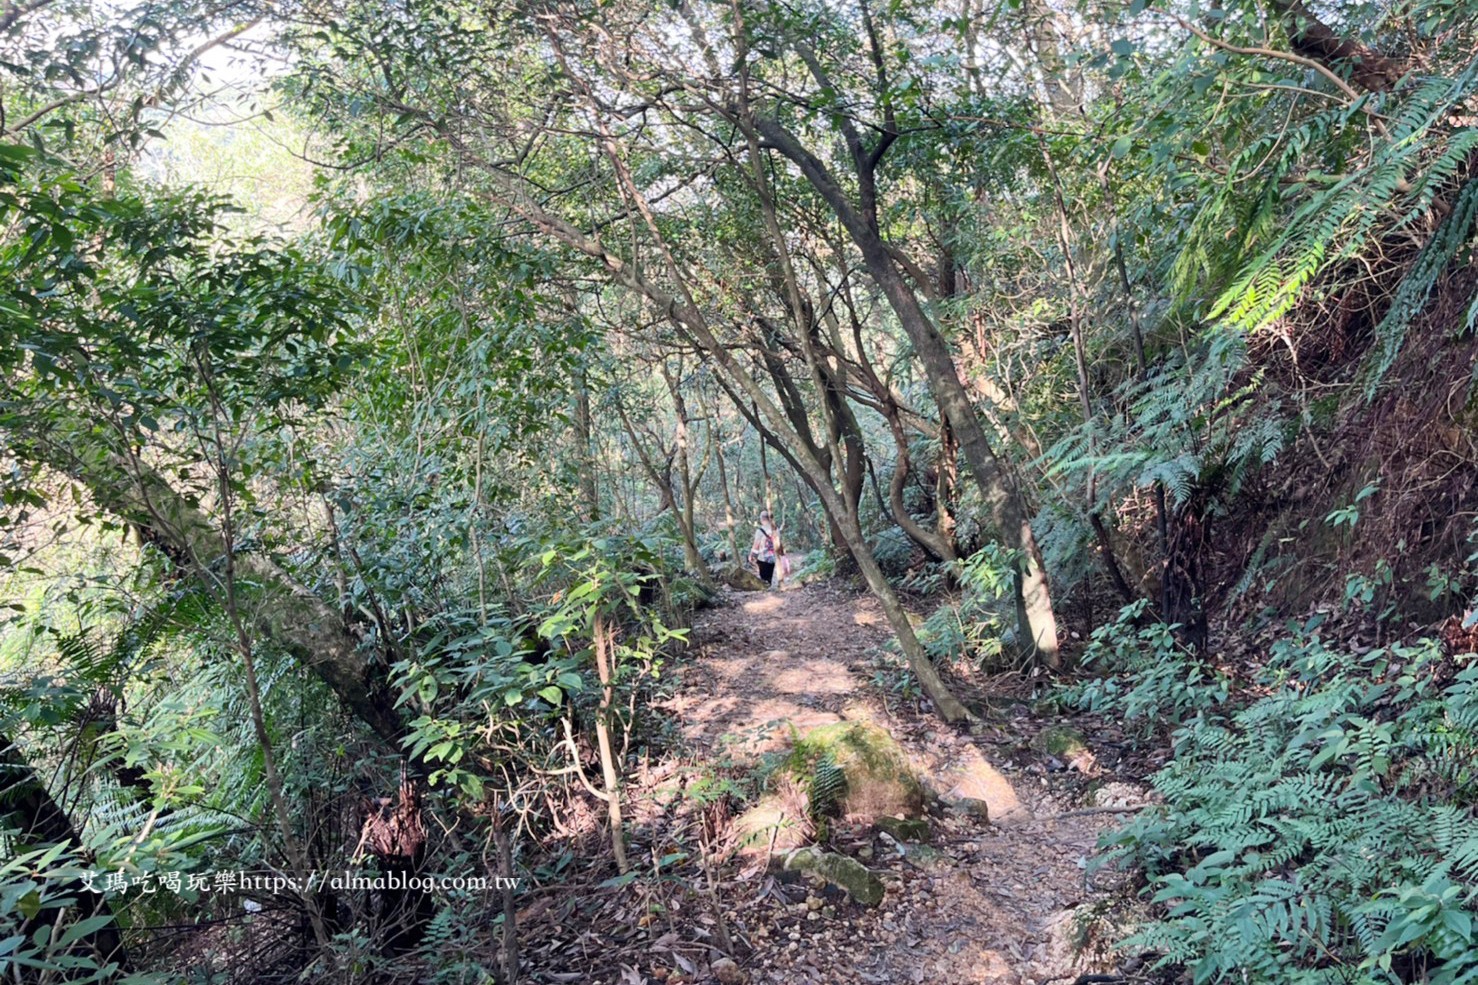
[{"x1": 518, "y1": 580, "x2": 1149, "y2": 985}]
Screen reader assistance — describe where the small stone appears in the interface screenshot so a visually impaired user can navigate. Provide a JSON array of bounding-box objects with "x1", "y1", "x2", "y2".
[
  {"x1": 710, "y1": 957, "x2": 744, "y2": 985},
  {"x1": 721, "y1": 566, "x2": 769, "y2": 592},
  {"x1": 950, "y1": 796, "x2": 991, "y2": 821},
  {"x1": 806, "y1": 911, "x2": 819, "y2": 921},
  {"x1": 806, "y1": 895, "x2": 823, "y2": 910}
]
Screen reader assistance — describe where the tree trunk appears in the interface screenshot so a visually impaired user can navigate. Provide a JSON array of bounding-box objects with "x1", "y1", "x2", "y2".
[
  {"x1": 2, "y1": 732, "x2": 128, "y2": 970},
  {"x1": 592, "y1": 616, "x2": 628, "y2": 873},
  {"x1": 461, "y1": 150, "x2": 971, "y2": 721},
  {"x1": 719, "y1": 376, "x2": 857, "y2": 569},
  {"x1": 710, "y1": 405, "x2": 740, "y2": 564},
  {"x1": 857, "y1": 240, "x2": 1060, "y2": 665},
  {"x1": 615, "y1": 392, "x2": 709, "y2": 580},
  {"x1": 574, "y1": 366, "x2": 599, "y2": 522},
  {"x1": 685, "y1": 333, "x2": 969, "y2": 718},
  {"x1": 663, "y1": 362, "x2": 714, "y2": 585},
  {"x1": 1267, "y1": 0, "x2": 1405, "y2": 93},
  {"x1": 751, "y1": 116, "x2": 1062, "y2": 668},
  {"x1": 834, "y1": 508, "x2": 969, "y2": 721},
  {"x1": 494, "y1": 802, "x2": 518, "y2": 984},
  {"x1": 885, "y1": 415, "x2": 957, "y2": 564},
  {"x1": 936, "y1": 419, "x2": 960, "y2": 556},
  {"x1": 1039, "y1": 134, "x2": 1137, "y2": 609}
]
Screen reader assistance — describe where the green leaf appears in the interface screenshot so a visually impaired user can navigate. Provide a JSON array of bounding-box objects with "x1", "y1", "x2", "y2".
[
  {"x1": 16, "y1": 890, "x2": 41, "y2": 921},
  {"x1": 56, "y1": 915, "x2": 117, "y2": 948},
  {"x1": 597, "y1": 871, "x2": 639, "y2": 889}
]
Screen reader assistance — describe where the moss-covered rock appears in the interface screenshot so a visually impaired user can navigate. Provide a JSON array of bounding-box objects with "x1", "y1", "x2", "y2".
[
  {"x1": 786, "y1": 721, "x2": 925, "y2": 822},
  {"x1": 949, "y1": 796, "x2": 991, "y2": 822},
  {"x1": 900, "y1": 842, "x2": 945, "y2": 868},
  {"x1": 876, "y1": 815, "x2": 931, "y2": 843},
  {"x1": 722, "y1": 566, "x2": 769, "y2": 591},
  {"x1": 781, "y1": 847, "x2": 885, "y2": 906},
  {"x1": 1032, "y1": 725, "x2": 1089, "y2": 759}
]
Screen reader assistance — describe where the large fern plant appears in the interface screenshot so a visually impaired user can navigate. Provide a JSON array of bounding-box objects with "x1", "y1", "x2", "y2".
[{"x1": 1081, "y1": 618, "x2": 1478, "y2": 983}]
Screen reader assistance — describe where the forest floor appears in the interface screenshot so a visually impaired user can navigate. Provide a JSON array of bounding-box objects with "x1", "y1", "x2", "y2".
[{"x1": 514, "y1": 580, "x2": 1156, "y2": 985}]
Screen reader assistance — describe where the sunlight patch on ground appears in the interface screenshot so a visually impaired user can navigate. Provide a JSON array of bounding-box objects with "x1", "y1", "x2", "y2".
[
  {"x1": 680, "y1": 698, "x2": 844, "y2": 755},
  {"x1": 941, "y1": 746, "x2": 1031, "y2": 824},
  {"x1": 951, "y1": 947, "x2": 1019, "y2": 984},
  {"x1": 769, "y1": 659, "x2": 855, "y2": 694},
  {"x1": 839, "y1": 702, "x2": 883, "y2": 725},
  {"x1": 741, "y1": 594, "x2": 787, "y2": 614},
  {"x1": 852, "y1": 610, "x2": 881, "y2": 626},
  {"x1": 696, "y1": 654, "x2": 761, "y2": 685}
]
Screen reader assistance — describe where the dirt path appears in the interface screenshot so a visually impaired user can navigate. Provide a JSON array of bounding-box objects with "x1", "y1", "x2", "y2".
[{"x1": 662, "y1": 581, "x2": 1136, "y2": 985}]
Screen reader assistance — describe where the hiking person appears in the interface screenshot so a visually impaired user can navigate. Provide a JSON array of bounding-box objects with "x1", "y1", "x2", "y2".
[{"x1": 748, "y1": 510, "x2": 781, "y2": 587}]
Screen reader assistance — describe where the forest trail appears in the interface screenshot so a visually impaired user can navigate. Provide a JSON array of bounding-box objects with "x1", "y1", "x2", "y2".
[{"x1": 659, "y1": 581, "x2": 1136, "y2": 985}]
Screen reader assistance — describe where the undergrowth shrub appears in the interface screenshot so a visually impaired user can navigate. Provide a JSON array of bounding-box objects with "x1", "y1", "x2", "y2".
[
  {"x1": 1064, "y1": 600, "x2": 1229, "y2": 732},
  {"x1": 915, "y1": 546, "x2": 1018, "y2": 670},
  {"x1": 1075, "y1": 614, "x2": 1478, "y2": 983},
  {"x1": 393, "y1": 521, "x2": 690, "y2": 798},
  {"x1": 791, "y1": 551, "x2": 837, "y2": 583},
  {"x1": 869, "y1": 526, "x2": 915, "y2": 579}
]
